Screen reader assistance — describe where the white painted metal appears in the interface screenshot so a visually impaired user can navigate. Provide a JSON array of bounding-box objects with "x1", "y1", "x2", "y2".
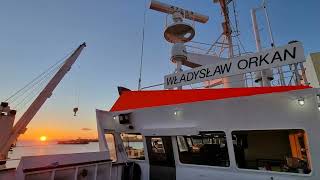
[
  {"x1": 305, "y1": 53, "x2": 320, "y2": 88},
  {"x1": 164, "y1": 12, "x2": 196, "y2": 43},
  {"x1": 251, "y1": 8, "x2": 262, "y2": 55},
  {"x1": 173, "y1": 46, "x2": 231, "y2": 88},
  {"x1": 97, "y1": 87, "x2": 320, "y2": 180},
  {"x1": 171, "y1": 43, "x2": 187, "y2": 64},
  {"x1": 0, "y1": 43, "x2": 86, "y2": 163},
  {"x1": 171, "y1": 43, "x2": 187, "y2": 85},
  {"x1": 186, "y1": 52, "x2": 228, "y2": 67},
  {"x1": 171, "y1": 43, "x2": 186, "y2": 89},
  {"x1": 175, "y1": 61, "x2": 183, "y2": 90},
  {"x1": 16, "y1": 151, "x2": 111, "y2": 180}
]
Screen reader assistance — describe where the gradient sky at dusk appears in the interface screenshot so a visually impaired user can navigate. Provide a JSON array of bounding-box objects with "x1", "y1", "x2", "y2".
[{"x1": 0, "y1": 0, "x2": 319, "y2": 140}]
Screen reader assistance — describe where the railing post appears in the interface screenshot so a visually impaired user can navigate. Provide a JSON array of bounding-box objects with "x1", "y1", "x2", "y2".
[
  {"x1": 94, "y1": 164, "x2": 98, "y2": 180},
  {"x1": 278, "y1": 67, "x2": 286, "y2": 86},
  {"x1": 74, "y1": 166, "x2": 78, "y2": 180},
  {"x1": 294, "y1": 63, "x2": 301, "y2": 85},
  {"x1": 50, "y1": 170, "x2": 55, "y2": 180}
]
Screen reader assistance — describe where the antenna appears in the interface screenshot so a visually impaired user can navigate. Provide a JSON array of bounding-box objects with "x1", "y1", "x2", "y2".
[
  {"x1": 150, "y1": 0, "x2": 209, "y2": 23},
  {"x1": 150, "y1": 0, "x2": 209, "y2": 89},
  {"x1": 150, "y1": 0, "x2": 209, "y2": 43}
]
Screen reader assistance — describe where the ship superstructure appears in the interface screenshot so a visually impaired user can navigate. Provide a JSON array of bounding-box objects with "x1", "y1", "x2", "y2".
[{"x1": 95, "y1": 0, "x2": 320, "y2": 180}]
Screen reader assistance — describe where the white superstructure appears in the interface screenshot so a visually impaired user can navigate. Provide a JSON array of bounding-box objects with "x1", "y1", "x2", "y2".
[
  {"x1": 94, "y1": 1, "x2": 320, "y2": 180},
  {"x1": 96, "y1": 85, "x2": 319, "y2": 180}
]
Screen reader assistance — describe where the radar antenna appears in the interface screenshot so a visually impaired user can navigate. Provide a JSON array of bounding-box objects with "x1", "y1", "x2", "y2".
[{"x1": 150, "y1": 0, "x2": 210, "y2": 89}]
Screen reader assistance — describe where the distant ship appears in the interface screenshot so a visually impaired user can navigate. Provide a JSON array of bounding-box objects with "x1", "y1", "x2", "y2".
[
  {"x1": 57, "y1": 138, "x2": 89, "y2": 145},
  {"x1": 87, "y1": 138, "x2": 99, "y2": 142}
]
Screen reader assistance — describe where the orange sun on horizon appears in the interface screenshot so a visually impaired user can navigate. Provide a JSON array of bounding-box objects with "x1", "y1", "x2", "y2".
[{"x1": 39, "y1": 136, "x2": 47, "y2": 142}]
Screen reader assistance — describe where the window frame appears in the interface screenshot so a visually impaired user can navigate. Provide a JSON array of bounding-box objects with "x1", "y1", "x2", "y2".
[
  {"x1": 175, "y1": 131, "x2": 231, "y2": 168},
  {"x1": 231, "y1": 128, "x2": 313, "y2": 176},
  {"x1": 120, "y1": 132, "x2": 146, "y2": 161}
]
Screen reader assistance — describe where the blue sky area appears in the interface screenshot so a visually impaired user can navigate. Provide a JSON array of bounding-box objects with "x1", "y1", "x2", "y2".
[{"x1": 0, "y1": 0, "x2": 319, "y2": 139}]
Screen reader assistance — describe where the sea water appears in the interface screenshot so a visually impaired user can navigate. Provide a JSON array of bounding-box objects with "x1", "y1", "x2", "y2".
[{"x1": 6, "y1": 140, "x2": 100, "y2": 168}]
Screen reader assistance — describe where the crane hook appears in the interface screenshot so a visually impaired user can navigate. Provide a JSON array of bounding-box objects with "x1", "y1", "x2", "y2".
[{"x1": 73, "y1": 107, "x2": 79, "y2": 116}]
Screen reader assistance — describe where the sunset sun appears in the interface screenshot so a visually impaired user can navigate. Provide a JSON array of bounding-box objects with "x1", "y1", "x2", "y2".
[{"x1": 39, "y1": 136, "x2": 47, "y2": 142}]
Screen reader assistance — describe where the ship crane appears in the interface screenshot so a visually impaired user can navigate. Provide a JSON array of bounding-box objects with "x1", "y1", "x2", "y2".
[{"x1": 0, "y1": 42, "x2": 86, "y2": 164}]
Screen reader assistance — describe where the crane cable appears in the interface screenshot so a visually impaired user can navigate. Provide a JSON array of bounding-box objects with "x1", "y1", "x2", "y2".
[
  {"x1": 12, "y1": 62, "x2": 64, "y2": 111},
  {"x1": 3, "y1": 49, "x2": 75, "y2": 105},
  {"x1": 14, "y1": 63, "x2": 64, "y2": 111},
  {"x1": 137, "y1": 0, "x2": 148, "y2": 90},
  {"x1": 73, "y1": 64, "x2": 81, "y2": 117}
]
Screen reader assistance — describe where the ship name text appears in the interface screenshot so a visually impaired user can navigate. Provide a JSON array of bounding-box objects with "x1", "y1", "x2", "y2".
[{"x1": 164, "y1": 42, "x2": 305, "y2": 89}]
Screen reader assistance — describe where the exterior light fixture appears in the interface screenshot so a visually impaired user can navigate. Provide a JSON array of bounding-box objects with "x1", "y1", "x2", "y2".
[
  {"x1": 113, "y1": 116, "x2": 117, "y2": 120},
  {"x1": 173, "y1": 108, "x2": 183, "y2": 119},
  {"x1": 318, "y1": 105, "x2": 320, "y2": 111},
  {"x1": 298, "y1": 98, "x2": 305, "y2": 106}
]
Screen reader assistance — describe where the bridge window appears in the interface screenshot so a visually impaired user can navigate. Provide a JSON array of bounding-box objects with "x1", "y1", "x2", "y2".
[
  {"x1": 176, "y1": 131, "x2": 230, "y2": 167},
  {"x1": 232, "y1": 129, "x2": 311, "y2": 174},
  {"x1": 121, "y1": 133, "x2": 145, "y2": 160}
]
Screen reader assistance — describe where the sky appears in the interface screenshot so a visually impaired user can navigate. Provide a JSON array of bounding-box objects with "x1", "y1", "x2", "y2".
[{"x1": 0, "y1": 0, "x2": 319, "y2": 141}]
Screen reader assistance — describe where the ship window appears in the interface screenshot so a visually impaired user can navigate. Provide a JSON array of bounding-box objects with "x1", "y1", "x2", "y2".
[
  {"x1": 232, "y1": 129, "x2": 311, "y2": 174},
  {"x1": 105, "y1": 133, "x2": 117, "y2": 162},
  {"x1": 121, "y1": 133, "x2": 145, "y2": 160},
  {"x1": 176, "y1": 131, "x2": 230, "y2": 167}
]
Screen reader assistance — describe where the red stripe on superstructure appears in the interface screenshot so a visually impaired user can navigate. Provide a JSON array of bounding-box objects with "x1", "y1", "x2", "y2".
[{"x1": 110, "y1": 86, "x2": 311, "y2": 112}]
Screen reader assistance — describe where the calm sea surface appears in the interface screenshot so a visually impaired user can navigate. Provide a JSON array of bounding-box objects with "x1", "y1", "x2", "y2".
[{"x1": 6, "y1": 140, "x2": 100, "y2": 168}]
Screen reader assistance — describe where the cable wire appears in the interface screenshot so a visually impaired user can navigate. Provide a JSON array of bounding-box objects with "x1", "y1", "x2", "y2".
[
  {"x1": 10, "y1": 60, "x2": 66, "y2": 107},
  {"x1": 3, "y1": 48, "x2": 75, "y2": 103},
  {"x1": 138, "y1": 0, "x2": 148, "y2": 90},
  {"x1": 14, "y1": 63, "x2": 63, "y2": 111}
]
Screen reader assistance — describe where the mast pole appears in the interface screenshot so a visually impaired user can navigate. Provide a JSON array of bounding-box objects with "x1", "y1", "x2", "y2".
[
  {"x1": 219, "y1": 0, "x2": 234, "y2": 58},
  {"x1": 262, "y1": 0, "x2": 286, "y2": 86},
  {"x1": 263, "y1": 2, "x2": 275, "y2": 47},
  {"x1": 251, "y1": 8, "x2": 270, "y2": 87},
  {"x1": 0, "y1": 43, "x2": 86, "y2": 162},
  {"x1": 217, "y1": 0, "x2": 246, "y2": 88}
]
